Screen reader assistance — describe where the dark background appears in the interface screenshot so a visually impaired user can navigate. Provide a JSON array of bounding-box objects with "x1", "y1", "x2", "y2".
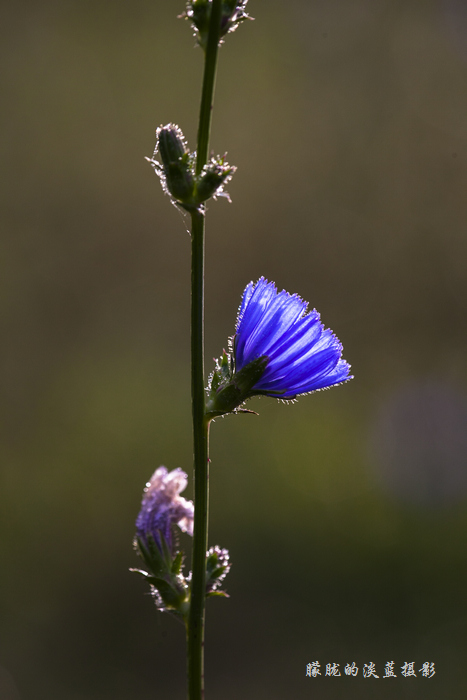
[{"x1": 1, "y1": 0, "x2": 467, "y2": 698}]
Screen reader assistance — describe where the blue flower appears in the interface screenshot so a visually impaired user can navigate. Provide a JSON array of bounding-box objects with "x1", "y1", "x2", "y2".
[
  {"x1": 206, "y1": 277, "x2": 352, "y2": 415},
  {"x1": 234, "y1": 277, "x2": 352, "y2": 398},
  {"x1": 135, "y1": 467, "x2": 194, "y2": 552}
]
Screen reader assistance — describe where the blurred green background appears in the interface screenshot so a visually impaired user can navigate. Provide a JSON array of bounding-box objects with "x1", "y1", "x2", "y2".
[{"x1": 1, "y1": 0, "x2": 467, "y2": 698}]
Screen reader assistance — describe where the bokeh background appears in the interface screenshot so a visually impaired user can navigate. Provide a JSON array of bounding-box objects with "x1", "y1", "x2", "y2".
[{"x1": 1, "y1": 0, "x2": 467, "y2": 698}]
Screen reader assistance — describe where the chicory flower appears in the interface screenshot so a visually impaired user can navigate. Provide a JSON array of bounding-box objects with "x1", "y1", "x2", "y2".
[
  {"x1": 206, "y1": 277, "x2": 352, "y2": 415},
  {"x1": 135, "y1": 466, "x2": 194, "y2": 552}
]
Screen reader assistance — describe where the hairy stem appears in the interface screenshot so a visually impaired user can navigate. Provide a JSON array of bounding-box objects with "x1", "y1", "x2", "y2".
[
  {"x1": 187, "y1": 2, "x2": 222, "y2": 699},
  {"x1": 195, "y1": 3, "x2": 222, "y2": 175}
]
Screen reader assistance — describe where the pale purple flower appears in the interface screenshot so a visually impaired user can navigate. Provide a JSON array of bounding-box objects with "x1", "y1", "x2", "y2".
[{"x1": 135, "y1": 467, "x2": 194, "y2": 551}]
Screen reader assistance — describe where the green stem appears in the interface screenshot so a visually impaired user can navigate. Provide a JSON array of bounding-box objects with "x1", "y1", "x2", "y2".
[
  {"x1": 188, "y1": 2, "x2": 222, "y2": 699},
  {"x1": 195, "y1": 0, "x2": 222, "y2": 175}
]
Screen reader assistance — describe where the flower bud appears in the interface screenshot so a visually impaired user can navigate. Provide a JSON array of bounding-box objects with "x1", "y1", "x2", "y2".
[
  {"x1": 158, "y1": 125, "x2": 186, "y2": 162},
  {"x1": 206, "y1": 545, "x2": 231, "y2": 596},
  {"x1": 183, "y1": 0, "x2": 252, "y2": 50},
  {"x1": 185, "y1": 0, "x2": 210, "y2": 49},
  {"x1": 195, "y1": 157, "x2": 236, "y2": 203},
  {"x1": 147, "y1": 124, "x2": 196, "y2": 210}
]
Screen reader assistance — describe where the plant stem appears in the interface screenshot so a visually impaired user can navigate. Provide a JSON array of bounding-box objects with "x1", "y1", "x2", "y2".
[
  {"x1": 195, "y1": 1, "x2": 222, "y2": 176},
  {"x1": 188, "y1": 2, "x2": 222, "y2": 699},
  {"x1": 187, "y1": 208, "x2": 209, "y2": 700}
]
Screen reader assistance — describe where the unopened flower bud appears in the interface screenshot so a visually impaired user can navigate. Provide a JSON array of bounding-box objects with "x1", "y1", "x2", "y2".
[
  {"x1": 206, "y1": 545, "x2": 231, "y2": 596},
  {"x1": 182, "y1": 0, "x2": 252, "y2": 50},
  {"x1": 195, "y1": 158, "x2": 236, "y2": 203},
  {"x1": 147, "y1": 124, "x2": 196, "y2": 210}
]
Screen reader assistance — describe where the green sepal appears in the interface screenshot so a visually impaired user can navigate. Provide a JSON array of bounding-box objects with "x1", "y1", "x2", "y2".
[
  {"x1": 185, "y1": 0, "x2": 211, "y2": 49},
  {"x1": 234, "y1": 355, "x2": 269, "y2": 394},
  {"x1": 131, "y1": 553, "x2": 189, "y2": 612},
  {"x1": 182, "y1": 0, "x2": 252, "y2": 50},
  {"x1": 159, "y1": 532, "x2": 174, "y2": 571},
  {"x1": 210, "y1": 371, "x2": 220, "y2": 391},
  {"x1": 171, "y1": 550, "x2": 184, "y2": 575},
  {"x1": 206, "y1": 550, "x2": 219, "y2": 572},
  {"x1": 146, "y1": 533, "x2": 163, "y2": 563},
  {"x1": 130, "y1": 568, "x2": 181, "y2": 598},
  {"x1": 208, "y1": 565, "x2": 228, "y2": 580},
  {"x1": 135, "y1": 535, "x2": 165, "y2": 577},
  {"x1": 195, "y1": 158, "x2": 236, "y2": 203},
  {"x1": 149, "y1": 577, "x2": 186, "y2": 607},
  {"x1": 205, "y1": 546, "x2": 230, "y2": 598},
  {"x1": 206, "y1": 549, "x2": 227, "y2": 579},
  {"x1": 129, "y1": 567, "x2": 151, "y2": 579},
  {"x1": 165, "y1": 162, "x2": 195, "y2": 208},
  {"x1": 206, "y1": 355, "x2": 268, "y2": 417},
  {"x1": 220, "y1": 349, "x2": 232, "y2": 377},
  {"x1": 139, "y1": 570, "x2": 188, "y2": 610},
  {"x1": 207, "y1": 350, "x2": 231, "y2": 399},
  {"x1": 135, "y1": 532, "x2": 185, "y2": 581},
  {"x1": 206, "y1": 590, "x2": 230, "y2": 598}
]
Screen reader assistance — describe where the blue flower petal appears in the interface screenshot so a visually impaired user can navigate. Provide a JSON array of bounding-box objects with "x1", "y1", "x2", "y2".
[
  {"x1": 265, "y1": 308, "x2": 321, "y2": 361},
  {"x1": 236, "y1": 280, "x2": 254, "y2": 329},
  {"x1": 260, "y1": 314, "x2": 323, "y2": 381},
  {"x1": 235, "y1": 278, "x2": 277, "y2": 364},
  {"x1": 241, "y1": 291, "x2": 307, "y2": 364}
]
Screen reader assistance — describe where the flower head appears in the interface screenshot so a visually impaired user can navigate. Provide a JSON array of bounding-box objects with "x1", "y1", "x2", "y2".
[
  {"x1": 206, "y1": 277, "x2": 352, "y2": 415},
  {"x1": 135, "y1": 466, "x2": 194, "y2": 552},
  {"x1": 235, "y1": 277, "x2": 352, "y2": 397}
]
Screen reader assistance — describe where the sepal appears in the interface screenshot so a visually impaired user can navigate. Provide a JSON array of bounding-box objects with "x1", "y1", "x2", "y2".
[
  {"x1": 131, "y1": 534, "x2": 190, "y2": 615},
  {"x1": 136, "y1": 533, "x2": 170, "y2": 576},
  {"x1": 171, "y1": 550, "x2": 184, "y2": 575},
  {"x1": 182, "y1": 0, "x2": 252, "y2": 50},
  {"x1": 195, "y1": 156, "x2": 236, "y2": 203},
  {"x1": 206, "y1": 351, "x2": 268, "y2": 417},
  {"x1": 205, "y1": 545, "x2": 231, "y2": 596},
  {"x1": 209, "y1": 349, "x2": 232, "y2": 393}
]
